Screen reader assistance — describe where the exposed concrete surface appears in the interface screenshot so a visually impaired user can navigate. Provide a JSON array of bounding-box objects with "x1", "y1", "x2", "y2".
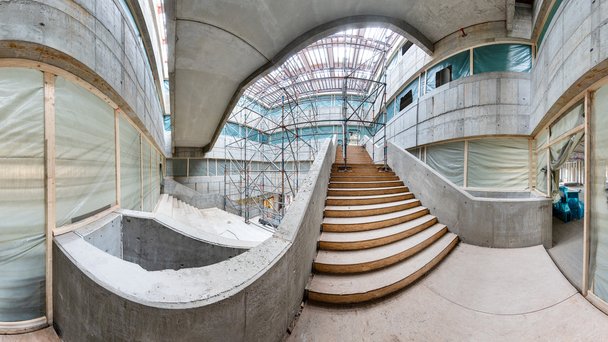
[
  {"x1": 0, "y1": 0, "x2": 165, "y2": 151},
  {"x1": 388, "y1": 143, "x2": 553, "y2": 248},
  {"x1": 288, "y1": 243, "x2": 608, "y2": 341},
  {"x1": 167, "y1": 0, "x2": 509, "y2": 149},
  {"x1": 530, "y1": 0, "x2": 608, "y2": 133},
  {"x1": 548, "y1": 217, "x2": 584, "y2": 291},
  {"x1": 52, "y1": 139, "x2": 335, "y2": 341},
  {"x1": 164, "y1": 177, "x2": 224, "y2": 209},
  {"x1": 154, "y1": 194, "x2": 272, "y2": 242},
  {"x1": 372, "y1": 72, "x2": 531, "y2": 153},
  {"x1": 121, "y1": 216, "x2": 246, "y2": 271},
  {"x1": 0, "y1": 327, "x2": 59, "y2": 342}
]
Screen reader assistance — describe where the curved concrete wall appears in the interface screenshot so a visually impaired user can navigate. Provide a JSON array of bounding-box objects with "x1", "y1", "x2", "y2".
[
  {"x1": 52, "y1": 139, "x2": 335, "y2": 342},
  {"x1": 530, "y1": 0, "x2": 608, "y2": 133},
  {"x1": 371, "y1": 72, "x2": 530, "y2": 156},
  {"x1": 388, "y1": 142, "x2": 552, "y2": 248},
  {"x1": 0, "y1": 0, "x2": 165, "y2": 150}
]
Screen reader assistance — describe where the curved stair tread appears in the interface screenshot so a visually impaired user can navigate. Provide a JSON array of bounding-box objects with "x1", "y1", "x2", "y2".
[
  {"x1": 326, "y1": 192, "x2": 412, "y2": 201},
  {"x1": 319, "y1": 215, "x2": 438, "y2": 245},
  {"x1": 328, "y1": 186, "x2": 407, "y2": 191},
  {"x1": 307, "y1": 233, "x2": 458, "y2": 302},
  {"x1": 314, "y1": 224, "x2": 447, "y2": 269},
  {"x1": 324, "y1": 199, "x2": 420, "y2": 212},
  {"x1": 323, "y1": 206, "x2": 427, "y2": 225}
]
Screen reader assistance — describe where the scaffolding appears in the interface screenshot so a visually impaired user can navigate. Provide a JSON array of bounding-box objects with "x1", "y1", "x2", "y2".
[{"x1": 222, "y1": 27, "x2": 399, "y2": 228}]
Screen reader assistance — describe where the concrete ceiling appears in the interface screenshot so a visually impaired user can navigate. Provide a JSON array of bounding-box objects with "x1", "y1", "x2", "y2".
[{"x1": 168, "y1": 0, "x2": 507, "y2": 150}]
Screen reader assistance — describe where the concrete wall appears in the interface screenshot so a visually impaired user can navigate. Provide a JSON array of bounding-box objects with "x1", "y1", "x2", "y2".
[
  {"x1": 530, "y1": 0, "x2": 608, "y2": 133},
  {"x1": 0, "y1": 0, "x2": 165, "y2": 151},
  {"x1": 121, "y1": 216, "x2": 246, "y2": 271},
  {"x1": 369, "y1": 72, "x2": 530, "y2": 160},
  {"x1": 52, "y1": 139, "x2": 335, "y2": 342},
  {"x1": 388, "y1": 142, "x2": 552, "y2": 248}
]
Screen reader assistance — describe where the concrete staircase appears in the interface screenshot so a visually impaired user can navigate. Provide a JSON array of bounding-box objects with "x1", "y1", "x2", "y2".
[{"x1": 306, "y1": 146, "x2": 459, "y2": 304}]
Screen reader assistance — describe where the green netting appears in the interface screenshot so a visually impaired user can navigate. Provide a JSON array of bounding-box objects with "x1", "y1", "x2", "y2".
[
  {"x1": 163, "y1": 115, "x2": 171, "y2": 131},
  {"x1": 537, "y1": 0, "x2": 564, "y2": 50},
  {"x1": 0, "y1": 68, "x2": 45, "y2": 322},
  {"x1": 120, "y1": 116, "x2": 142, "y2": 210},
  {"x1": 473, "y1": 44, "x2": 532, "y2": 74},
  {"x1": 55, "y1": 76, "x2": 116, "y2": 226},
  {"x1": 467, "y1": 138, "x2": 530, "y2": 189},
  {"x1": 425, "y1": 141, "x2": 465, "y2": 186},
  {"x1": 590, "y1": 83, "x2": 608, "y2": 301},
  {"x1": 425, "y1": 50, "x2": 470, "y2": 93}
]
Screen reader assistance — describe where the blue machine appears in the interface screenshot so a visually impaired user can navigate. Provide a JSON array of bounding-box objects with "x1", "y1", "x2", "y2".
[{"x1": 553, "y1": 185, "x2": 584, "y2": 222}]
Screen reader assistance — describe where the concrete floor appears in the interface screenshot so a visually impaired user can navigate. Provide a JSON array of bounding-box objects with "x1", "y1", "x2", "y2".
[
  {"x1": 0, "y1": 327, "x2": 59, "y2": 342},
  {"x1": 548, "y1": 217, "x2": 584, "y2": 291},
  {"x1": 288, "y1": 243, "x2": 608, "y2": 341}
]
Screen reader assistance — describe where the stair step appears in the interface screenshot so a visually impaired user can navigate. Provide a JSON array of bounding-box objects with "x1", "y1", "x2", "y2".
[
  {"x1": 326, "y1": 192, "x2": 414, "y2": 206},
  {"x1": 322, "y1": 206, "x2": 429, "y2": 232},
  {"x1": 306, "y1": 233, "x2": 459, "y2": 304},
  {"x1": 319, "y1": 215, "x2": 439, "y2": 250},
  {"x1": 328, "y1": 180, "x2": 404, "y2": 189},
  {"x1": 324, "y1": 199, "x2": 420, "y2": 218},
  {"x1": 314, "y1": 224, "x2": 448, "y2": 274},
  {"x1": 330, "y1": 175, "x2": 399, "y2": 182},
  {"x1": 327, "y1": 186, "x2": 409, "y2": 197}
]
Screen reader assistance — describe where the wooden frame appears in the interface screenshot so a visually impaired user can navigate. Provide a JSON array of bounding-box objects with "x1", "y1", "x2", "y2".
[
  {"x1": 43, "y1": 72, "x2": 56, "y2": 326},
  {"x1": 582, "y1": 91, "x2": 591, "y2": 296},
  {"x1": 0, "y1": 60, "x2": 166, "y2": 331}
]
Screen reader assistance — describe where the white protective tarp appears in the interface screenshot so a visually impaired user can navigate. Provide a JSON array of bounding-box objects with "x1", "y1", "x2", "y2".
[
  {"x1": 142, "y1": 139, "x2": 152, "y2": 211},
  {"x1": 536, "y1": 147, "x2": 548, "y2": 194},
  {"x1": 590, "y1": 84, "x2": 608, "y2": 302},
  {"x1": 55, "y1": 77, "x2": 116, "y2": 226},
  {"x1": 425, "y1": 142, "x2": 465, "y2": 186},
  {"x1": 467, "y1": 138, "x2": 530, "y2": 189},
  {"x1": 152, "y1": 148, "x2": 161, "y2": 208},
  {"x1": 0, "y1": 68, "x2": 46, "y2": 321},
  {"x1": 120, "y1": 115, "x2": 141, "y2": 210}
]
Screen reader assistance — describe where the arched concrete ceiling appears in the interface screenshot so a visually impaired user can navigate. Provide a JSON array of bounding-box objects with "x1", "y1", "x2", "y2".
[{"x1": 168, "y1": 0, "x2": 507, "y2": 150}]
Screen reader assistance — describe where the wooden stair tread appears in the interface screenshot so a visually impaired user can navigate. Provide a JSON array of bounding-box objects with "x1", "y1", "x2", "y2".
[
  {"x1": 328, "y1": 185, "x2": 408, "y2": 192},
  {"x1": 324, "y1": 199, "x2": 419, "y2": 212},
  {"x1": 319, "y1": 215, "x2": 438, "y2": 244},
  {"x1": 323, "y1": 206, "x2": 427, "y2": 225},
  {"x1": 326, "y1": 192, "x2": 412, "y2": 201},
  {"x1": 329, "y1": 180, "x2": 402, "y2": 185},
  {"x1": 306, "y1": 233, "x2": 458, "y2": 298},
  {"x1": 315, "y1": 224, "x2": 447, "y2": 267}
]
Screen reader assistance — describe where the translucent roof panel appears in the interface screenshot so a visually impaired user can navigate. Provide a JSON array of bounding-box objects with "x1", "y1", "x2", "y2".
[{"x1": 245, "y1": 27, "x2": 403, "y2": 108}]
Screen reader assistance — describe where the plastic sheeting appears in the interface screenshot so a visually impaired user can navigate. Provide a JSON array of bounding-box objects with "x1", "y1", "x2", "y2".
[
  {"x1": 425, "y1": 142, "x2": 465, "y2": 186},
  {"x1": 467, "y1": 138, "x2": 530, "y2": 189},
  {"x1": 536, "y1": 148, "x2": 548, "y2": 194},
  {"x1": 152, "y1": 149, "x2": 161, "y2": 208},
  {"x1": 473, "y1": 44, "x2": 532, "y2": 74},
  {"x1": 425, "y1": 50, "x2": 470, "y2": 93},
  {"x1": 55, "y1": 77, "x2": 116, "y2": 226},
  {"x1": 550, "y1": 103, "x2": 584, "y2": 141},
  {"x1": 189, "y1": 159, "x2": 207, "y2": 176},
  {"x1": 120, "y1": 116, "x2": 142, "y2": 210},
  {"x1": 142, "y1": 140, "x2": 152, "y2": 212},
  {"x1": 0, "y1": 68, "x2": 46, "y2": 322},
  {"x1": 590, "y1": 84, "x2": 608, "y2": 302}
]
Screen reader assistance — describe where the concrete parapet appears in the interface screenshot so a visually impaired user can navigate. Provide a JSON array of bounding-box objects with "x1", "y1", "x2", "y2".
[
  {"x1": 52, "y1": 138, "x2": 336, "y2": 341},
  {"x1": 388, "y1": 142, "x2": 552, "y2": 248}
]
